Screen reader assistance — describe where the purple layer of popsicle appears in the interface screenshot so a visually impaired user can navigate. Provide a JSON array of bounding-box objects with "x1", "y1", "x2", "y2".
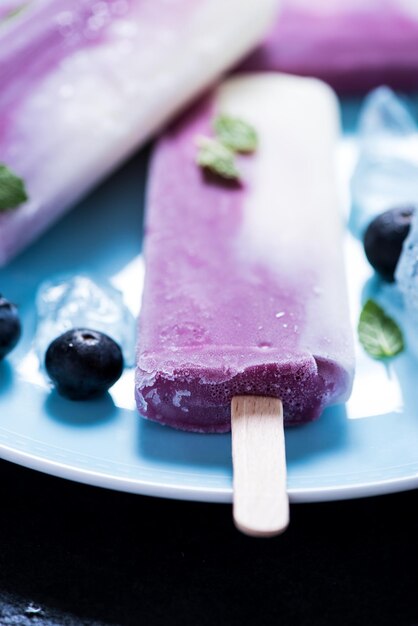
[
  {"x1": 242, "y1": 3, "x2": 418, "y2": 93},
  {"x1": 135, "y1": 90, "x2": 353, "y2": 433}
]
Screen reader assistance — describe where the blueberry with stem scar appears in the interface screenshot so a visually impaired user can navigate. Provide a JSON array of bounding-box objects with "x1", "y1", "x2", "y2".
[{"x1": 45, "y1": 328, "x2": 124, "y2": 400}]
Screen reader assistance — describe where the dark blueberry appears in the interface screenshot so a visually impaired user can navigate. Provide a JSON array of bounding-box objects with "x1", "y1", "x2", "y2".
[
  {"x1": 363, "y1": 206, "x2": 415, "y2": 282},
  {"x1": 45, "y1": 328, "x2": 124, "y2": 400},
  {"x1": 0, "y1": 295, "x2": 21, "y2": 360}
]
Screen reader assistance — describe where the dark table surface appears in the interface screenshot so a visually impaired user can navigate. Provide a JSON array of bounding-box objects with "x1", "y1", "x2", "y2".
[{"x1": 0, "y1": 458, "x2": 417, "y2": 626}]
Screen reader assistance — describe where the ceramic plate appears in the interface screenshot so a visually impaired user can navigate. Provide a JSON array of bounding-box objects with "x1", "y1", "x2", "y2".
[{"x1": 1, "y1": 99, "x2": 418, "y2": 503}]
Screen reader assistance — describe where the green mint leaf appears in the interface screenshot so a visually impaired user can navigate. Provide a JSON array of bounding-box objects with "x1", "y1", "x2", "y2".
[
  {"x1": 358, "y1": 299, "x2": 404, "y2": 360},
  {"x1": 196, "y1": 137, "x2": 240, "y2": 180},
  {"x1": 1, "y1": 3, "x2": 28, "y2": 24},
  {"x1": 0, "y1": 164, "x2": 28, "y2": 211},
  {"x1": 214, "y1": 114, "x2": 258, "y2": 153}
]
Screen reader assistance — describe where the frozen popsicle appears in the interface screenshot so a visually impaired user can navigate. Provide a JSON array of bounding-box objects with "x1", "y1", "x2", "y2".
[
  {"x1": 0, "y1": 0, "x2": 279, "y2": 265},
  {"x1": 241, "y1": 0, "x2": 418, "y2": 94},
  {"x1": 136, "y1": 73, "x2": 354, "y2": 535},
  {"x1": 136, "y1": 74, "x2": 354, "y2": 433}
]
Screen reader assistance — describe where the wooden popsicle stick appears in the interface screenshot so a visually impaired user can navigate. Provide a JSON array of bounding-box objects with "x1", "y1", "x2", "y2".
[{"x1": 231, "y1": 396, "x2": 289, "y2": 537}]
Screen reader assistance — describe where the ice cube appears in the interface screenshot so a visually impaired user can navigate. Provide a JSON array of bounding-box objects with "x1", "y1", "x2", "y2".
[
  {"x1": 350, "y1": 87, "x2": 418, "y2": 237},
  {"x1": 358, "y1": 86, "x2": 416, "y2": 143},
  {"x1": 35, "y1": 275, "x2": 136, "y2": 367},
  {"x1": 395, "y1": 211, "x2": 418, "y2": 321}
]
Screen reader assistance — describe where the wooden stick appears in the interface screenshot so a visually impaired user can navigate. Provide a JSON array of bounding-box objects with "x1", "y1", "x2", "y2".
[{"x1": 231, "y1": 396, "x2": 289, "y2": 537}]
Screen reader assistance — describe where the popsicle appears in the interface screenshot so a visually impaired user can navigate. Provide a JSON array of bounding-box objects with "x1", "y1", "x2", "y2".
[
  {"x1": 136, "y1": 74, "x2": 354, "y2": 432},
  {"x1": 136, "y1": 74, "x2": 354, "y2": 535},
  {"x1": 241, "y1": 0, "x2": 418, "y2": 94},
  {"x1": 0, "y1": 0, "x2": 279, "y2": 265}
]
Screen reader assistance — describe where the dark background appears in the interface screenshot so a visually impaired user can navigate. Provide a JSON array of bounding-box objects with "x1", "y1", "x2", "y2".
[{"x1": 0, "y1": 458, "x2": 417, "y2": 626}]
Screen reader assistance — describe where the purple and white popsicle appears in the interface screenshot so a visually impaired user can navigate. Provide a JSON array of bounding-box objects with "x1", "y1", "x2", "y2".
[
  {"x1": 0, "y1": 0, "x2": 279, "y2": 265},
  {"x1": 135, "y1": 74, "x2": 354, "y2": 433}
]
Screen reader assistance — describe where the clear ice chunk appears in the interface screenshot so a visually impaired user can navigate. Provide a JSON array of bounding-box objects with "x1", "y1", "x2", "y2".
[
  {"x1": 395, "y1": 211, "x2": 418, "y2": 323},
  {"x1": 350, "y1": 87, "x2": 418, "y2": 237},
  {"x1": 358, "y1": 86, "x2": 416, "y2": 142},
  {"x1": 35, "y1": 275, "x2": 136, "y2": 367}
]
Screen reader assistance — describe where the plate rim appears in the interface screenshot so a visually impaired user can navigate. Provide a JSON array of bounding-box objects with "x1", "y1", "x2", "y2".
[{"x1": 2, "y1": 440, "x2": 418, "y2": 503}]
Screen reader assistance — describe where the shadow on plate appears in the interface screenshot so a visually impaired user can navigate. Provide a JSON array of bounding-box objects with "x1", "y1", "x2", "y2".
[
  {"x1": 137, "y1": 418, "x2": 232, "y2": 471},
  {"x1": 285, "y1": 403, "x2": 349, "y2": 464},
  {"x1": 44, "y1": 390, "x2": 118, "y2": 427},
  {"x1": 0, "y1": 360, "x2": 14, "y2": 394},
  {"x1": 138, "y1": 403, "x2": 349, "y2": 471}
]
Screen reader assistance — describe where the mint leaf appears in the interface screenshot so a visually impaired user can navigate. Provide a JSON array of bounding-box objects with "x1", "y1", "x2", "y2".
[
  {"x1": 0, "y1": 164, "x2": 28, "y2": 211},
  {"x1": 214, "y1": 114, "x2": 258, "y2": 153},
  {"x1": 1, "y1": 3, "x2": 28, "y2": 24},
  {"x1": 196, "y1": 137, "x2": 240, "y2": 180},
  {"x1": 358, "y1": 299, "x2": 404, "y2": 359}
]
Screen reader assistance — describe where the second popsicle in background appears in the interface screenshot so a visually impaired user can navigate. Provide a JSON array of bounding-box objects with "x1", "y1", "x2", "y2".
[
  {"x1": 0, "y1": 0, "x2": 279, "y2": 265},
  {"x1": 242, "y1": 0, "x2": 418, "y2": 94}
]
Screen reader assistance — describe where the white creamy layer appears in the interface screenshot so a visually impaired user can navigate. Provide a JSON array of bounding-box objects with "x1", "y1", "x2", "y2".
[{"x1": 215, "y1": 74, "x2": 353, "y2": 370}]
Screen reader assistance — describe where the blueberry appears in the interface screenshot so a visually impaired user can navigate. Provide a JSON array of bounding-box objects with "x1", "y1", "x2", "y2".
[
  {"x1": 45, "y1": 328, "x2": 124, "y2": 400},
  {"x1": 363, "y1": 206, "x2": 415, "y2": 282},
  {"x1": 0, "y1": 295, "x2": 21, "y2": 360}
]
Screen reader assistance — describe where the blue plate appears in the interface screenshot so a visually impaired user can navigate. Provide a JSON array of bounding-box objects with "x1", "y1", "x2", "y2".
[{"x1": 1, "y1": 100, "x2": 418, "y2": 503}]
